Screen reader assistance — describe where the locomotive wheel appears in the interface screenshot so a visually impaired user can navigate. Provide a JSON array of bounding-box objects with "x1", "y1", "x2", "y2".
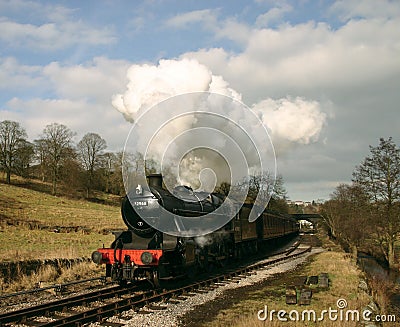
[
  {"x1": 146, "y1": 270, "x2": 160, "y2": 288},
  {"x1": 152, "y1": 270, "x2": 160, "y2": 288}
]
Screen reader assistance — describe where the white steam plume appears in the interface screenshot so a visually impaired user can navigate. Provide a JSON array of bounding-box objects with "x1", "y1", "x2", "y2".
[
  {"x1": 112, "y1": 58, "x2": 241, "y2": 122},
  {"x1": 252, "y1": 97, "x2": 327, "y2": 152},
  {"x1": 113, "y1": 58, "x2": 327, "y2": 189}
]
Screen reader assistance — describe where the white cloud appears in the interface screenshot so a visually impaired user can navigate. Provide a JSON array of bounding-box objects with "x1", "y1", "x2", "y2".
[
  {"x1": 0, "y1": 57, "x2": 45, "y2": 90},
  {"x1": 178, "y1": 2, "x2": 400, "y2": 200},
  {"x1": 0, "y1": 56, "x2": 131, "y2": 104},
  {"x1": 165, "y1": 9, "x2": 250, "y2": 46},
  {"x1": 165, "y1": 9, "x2": 218, "y2": 29},
  {"x1": 329, "y1": 0, "x2": 400, "y2": 21},
  {"x1": 0, "y1": 18, "x2": 116, "y2": 50},
  {"x1": 43, "y1": 57, "x2": 131, "y2": 102},
  {"x1": 255, "y1": 3, "x2": 293, "y2": 27},
  {"x1": 214, "y1": 18, "x2": 252, "y2": 46},
  {"x1": 0, "y1": 56, "x2": 134, "y2": 150},
  {"x1": 0, "y1": 0, "x2": 42, "y2": 14},
  {"x1": 3, "y1": 97, "x2": 130, "y2": 150},
  {"x1": 182, "y1": 15, "x2": 400, "y2": 103},
  {"x1": 0, "y1": 1, "x2": 116, "y2": 51}
]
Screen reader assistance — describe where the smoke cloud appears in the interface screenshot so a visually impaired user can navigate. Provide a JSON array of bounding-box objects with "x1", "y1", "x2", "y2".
[
  {"x1": 113, "y1": 58, "x2": 327, "y2": 190},
  {"x1": 112, "y1": 58, "x2": 241, "y2": 122},
  {"x1": 252, "y1": 97, "x2": 327, "y2": 153}
]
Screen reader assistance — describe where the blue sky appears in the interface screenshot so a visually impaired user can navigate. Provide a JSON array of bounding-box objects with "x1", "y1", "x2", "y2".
[
  {"x1": 1, "y1": 0, "x2": 339, "y2": 64},
  {"x1": 1, "y1": 0, "x2": 399, "y2": 201}
]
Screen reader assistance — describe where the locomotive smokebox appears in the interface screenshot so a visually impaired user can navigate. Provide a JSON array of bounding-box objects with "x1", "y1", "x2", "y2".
[{"x1": 147, "y1": 173, "x2": 163, "y2": 188}]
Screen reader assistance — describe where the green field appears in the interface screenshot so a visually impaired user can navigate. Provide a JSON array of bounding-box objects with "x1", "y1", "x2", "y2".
[{"x1": 0, "y1": 181, "x2": 125, "y2": 261}]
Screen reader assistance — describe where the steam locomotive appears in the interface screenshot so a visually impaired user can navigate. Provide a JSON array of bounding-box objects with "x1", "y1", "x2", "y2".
[{"x1": 92, "y1": 174, "x2": 298, "y2": 286}]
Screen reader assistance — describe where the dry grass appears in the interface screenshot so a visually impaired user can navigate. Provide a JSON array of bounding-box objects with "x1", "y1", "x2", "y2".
[
  {"x1": 219, "y1": 315, "x2": 368, "y2": 327},
  {"x1": 206, "y1": 250, "x2": 370, "y2": 327},
  {"x1": 0, "y1": 225, "x2": 114, "y2": 261},
  {"x1": 368, "y1": 275, "x2": 396, "y2": 315},
  {"x1": 0, "y1": 261, "x2": 104, "y2": 293}
]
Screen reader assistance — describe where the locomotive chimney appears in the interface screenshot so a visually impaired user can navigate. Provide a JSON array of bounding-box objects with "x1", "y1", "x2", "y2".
[{"x1": 147, "y1": 173, "x2": 163, "y2": 188}]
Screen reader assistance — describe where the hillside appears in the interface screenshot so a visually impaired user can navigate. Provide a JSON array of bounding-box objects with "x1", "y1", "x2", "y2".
[{"x1": 0, "y1": 181, "x2": 125, "y2": 261}]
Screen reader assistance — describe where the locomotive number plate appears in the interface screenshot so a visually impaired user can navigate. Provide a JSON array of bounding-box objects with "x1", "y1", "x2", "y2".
[{"x1": 133, "y1": 201, "x2": 148, "y2": 206}]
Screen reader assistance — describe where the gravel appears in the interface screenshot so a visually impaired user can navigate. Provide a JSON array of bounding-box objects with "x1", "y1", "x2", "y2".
[{"x1": 88, "y1": 247, "x2": 323, "y2": 327}]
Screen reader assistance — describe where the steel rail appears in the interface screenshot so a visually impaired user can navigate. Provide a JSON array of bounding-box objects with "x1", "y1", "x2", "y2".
[
  {"x1": 0, "y1": 277, "x2": 105, "y2": 300},
  {"x1": 0, "y1": 283, "x2": 140, "y2": 326},
  {"x1": 37, "y1": 246, "x2": 312, "y2": 327},
  {"x1": 0, "y1": 244, "x2": 311, "y2": 327}
]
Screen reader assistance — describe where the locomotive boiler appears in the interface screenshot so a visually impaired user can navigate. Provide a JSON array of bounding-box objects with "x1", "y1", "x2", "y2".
[{"x1": 92, "y1": 174, "x2": 298, "y2": 286}]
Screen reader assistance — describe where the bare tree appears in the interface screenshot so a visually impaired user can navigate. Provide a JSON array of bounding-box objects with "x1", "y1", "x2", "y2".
[
  {"x1": 215, "y1": 181, "x2": 231, "y2": 196},
  {"x1": 100, "y1": 152, "x2": 117, "y2": 193},
  {"x1": 13, "y1": 140, "x2": 34, "y2": 178},
  {"x1": 321, "y1": 197, "x2": 341, "y2": 239},
  {"x1": 107, "y1": 151, "x2": 131, "y2": 195},
  {"x1": 33, "y1": 138, "x2": 48, "y2": 182},
  {"x1": 40, "y1": 123, "x2": 75, "y2": 195},
  {"x1": 59, "y1": 147, "x2": 84, "y2": 196},
  {"x1": 77, "y1": 132, "x2": 107, "y2": 198},
  {"x1": 0, "y1": 120, "x2": 28, "y2": 183},
  {"x1": 244, "y1": 172, "x2": 288, "y2": 212},
  {"x1": 322, "y1": 184, "x2": 372, "y2": 260},
  {"x1": 353, "y1": 137, "x2": 400, "y2": 268}
]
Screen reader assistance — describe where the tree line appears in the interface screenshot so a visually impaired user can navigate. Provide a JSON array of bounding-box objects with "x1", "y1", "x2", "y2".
[
  {"x1": 0, "y1": 120, "x2": 131, "y2": 197},
  {"x1": 0, "y1": 119, "x2": 290, "y2": 211},
  {"x1": 322, "y1": 137, "x2": 400, "y2": 269}
]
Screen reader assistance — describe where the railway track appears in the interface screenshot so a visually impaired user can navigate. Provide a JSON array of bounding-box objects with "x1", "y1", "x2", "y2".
[
  {"x1": 0, "y1": 283, "x2": 143, "y2": 326},
  {"x1": 0, "y1": 245, "x2": 311, "y2": 327}
]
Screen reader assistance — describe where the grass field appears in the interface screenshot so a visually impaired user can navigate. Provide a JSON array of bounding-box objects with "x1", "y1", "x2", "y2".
[
  {"x1": 0, "y1": 179, "x2": 125, "y2": 261},
  {"x1": 0, "y1": 182, "x2": 124, "y2": 231},
  {"x1": 204, "y1": 236, "x2": 372, "y2": 327},
  {"x1": 0, "y1": 226, "x2": 115, "y2": 260}
]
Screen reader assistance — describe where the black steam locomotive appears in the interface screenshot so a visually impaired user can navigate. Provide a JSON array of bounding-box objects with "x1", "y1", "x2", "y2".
[{"x1": 92, "y1": 174, "x2": 298, "y2": 286}]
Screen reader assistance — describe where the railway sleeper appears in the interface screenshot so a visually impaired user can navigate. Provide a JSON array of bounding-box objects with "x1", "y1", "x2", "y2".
[
  {"x1": 99, "y1": 322, "x2": 124, "y2": 327},
  {"x1": 191, "y1": 289, "x2": 210, "y2": 294},
  {"x1": 0, "y1": 246, "x2": 311, "y2": 327},
  {"x1": 146, "y1": 305, "x2": 168, "y2": 310}
]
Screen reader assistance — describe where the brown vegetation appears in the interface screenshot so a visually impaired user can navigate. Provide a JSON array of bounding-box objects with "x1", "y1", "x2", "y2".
[
  {"x1": 322, "y1": 137, "x2": 400, "y2": 269},
  {"x1": 0, "y1": 261, "x2": 103, "y2": 293},
  {"x1": 190, "y1": 244, "x2": 370, "y2": 327}
]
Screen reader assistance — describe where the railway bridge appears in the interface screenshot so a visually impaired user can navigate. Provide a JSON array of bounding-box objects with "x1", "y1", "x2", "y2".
[{"x1": 291, "y1": 213, "x2": 323, "y2": 232}]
